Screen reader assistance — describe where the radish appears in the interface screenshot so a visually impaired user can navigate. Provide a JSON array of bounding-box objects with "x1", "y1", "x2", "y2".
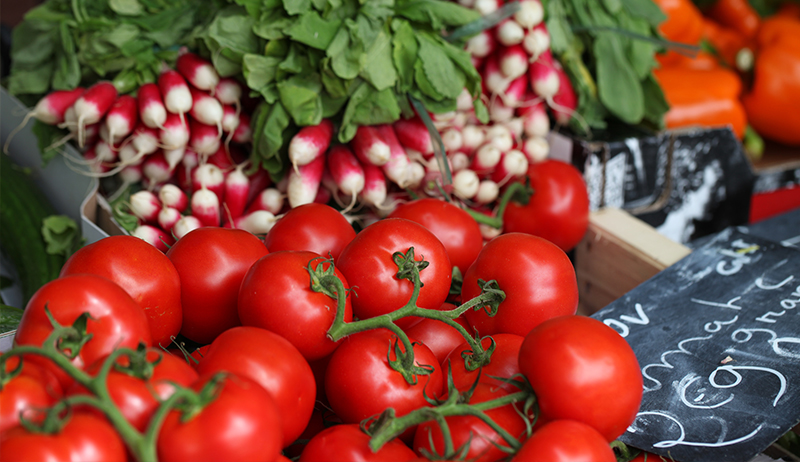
[
  {"x1": 71, "y1": 81, "x2": 118, "y2": 147},
  {"x1": 191, "y1": 162, "x2": 226, "y2": 201},
  {"x1": 130, "y1": 190, "x2": 161, "y2": 224},
  {"x1": 499, "y1": 44, "x2": 529, "y2": 80},
  {"x1": 360, "y1": 163, "x2": 388, "y2": 209},
  {"x1": 214, "y1": 78, "x2": 243, "y2": 107},
  {"x1": 474, "y1": 0, "x2": 501, "y2": 15},
  {"x1": 245, "y1": 166, "x2": 272, "y2": 206},
  {"x1": 499, "y1": 74, "x2": 529, "y2": 108},
  {"x1": 158, "y1": 68, "x2": 193, "y2": 122},
  {"x1": 246, "y1": 187, "x2": 284, "y2": 215},
  {"x1": 231, "y1": 210, "x2": 278, "y2": 235},
  {"x1": 489, "y1": 97, "x2": 515, "y2": 123},
  {"x1": 191, "y1": 185, "x2": 221, "y2": 227},
  {"x1": 393, "y1": 117, "x2": 433, "y2": 156},
  {"x1": 375, "y1": 124, "x2": 411, "y2": 188},
  {"x1": 486, "y1": 124, "x2": 514, "y2": 152},
  {"x1": 482, "y1": 54, "x2": 512, "y2": 96},
  {"x1": 287, "y1": 149, "x2": 326, "y2": 208},
  {"x1": 222, "y1": 164, "x2": 250, "y2": 222},
  {"x1": 496, "y1": 19, "x2": 525, "y2": 47},
  {"x1": 178, "y1": 149, "x2": 199, "y2": 192},
  {"x1": 231, "y1": 111, "x2": 252, "y2": 144},
  {"x1": 470, "y1": 143, "x2": 503, "y2": 175},
  {"x1": 158, "y1": 206, "x2": 183, "y2": 233},
  {"x1": 404, "y1": 161, "x2": 427, "y2": 190},
  {"x1": 142, "y1": 150, "x2": 173, "y2": 188},
  {"x1": 207, "y1": 145, "x2": 236, "y2": 171},
  {"x1": 490, "y1": 149, "x2": 529, "y2": 183},
  {"x1": 173, "y1": 215, "x2": 203, "y2": 239},
  {"x1": 327, "y1": 145, "x2": 365, "y2": 207},
  {"x1": 288, "y1": 118, "x2": 334, "y2": 171},
  {"x1": 188, "y1": 86, "x2": 224, "y2": 135},
  {"x1": 350, "y1": 125, "x2": 391, "y2": 166},
  {"x1": 189, "y1": 118, "x2": 222, "y2": 157},
  {"x1": 132, "y1": 224, "x2": 174, "y2": 253},
  {"x1": 551, "y1": 58, "x2": 579, "y2": 126},
  {"x1": 94, "y1": 139, "x2": 119, "y2": 164},
  {"x1": 441, "y1": 128, "x2": 464, "y2": 153},
  {"x1": 221, "y1": 104, "x2": 239, "y2": 134},
  {"x1": 115, "y1": 165, "x2": 143, "y2": 198},
  {"x1": 449, "y1": 151, "x2": 471, "y2": 172},
  {"x1": 515, "y1": 0, "x2": 545, "y2": 29},
  {"x1": 82, "y1": 146, "x2": 110, "y2": 174},
  {"x1": 519, "y1": 98, "x2": 550, "y2": 138},
  {"x1": 522, "y1": 24, "x2": 550, "y2": 60},
  {"x1": 461, "y1": 125, "x2": 486, "y2": 153},
  {"x1": 158, "y1": 113, "x2": 191, "y2": 149},
  {"x1": 475, "y1": 180, "x2": 500, "y2": 204},
  {"x1": 529, "y1": 50, "x2": 560, "y2": 101},
  {"x1": 30, "y1": 88, "x2": 85, "y2": 125},
  {"x1": 457, "y1": 0, "x2": 476, "y2": 7},
  {"x1": 159, "y1": 183, "x2": 189, "y2": 211},
  {"x1": 176, "y1": 52, "x2": 220, "y2": 93},
  {"x1": 104, "y1": 95, "x2": 138, "y2": 144},
  {"x1": 504, "y1": 117, "x2": 525, "y2": 141},
  {"x1": 452, "y1": 169, "x2": 480, "y2": 200},
  {"x1": 522, "y1": 136, "x2": 550, "y2": 163},
  {"x1": 137, "y1": 83, "x2": 167, "y2": 129},
  {"x1": 163, "y1": 147, "x2": 186, "y2": 172}
]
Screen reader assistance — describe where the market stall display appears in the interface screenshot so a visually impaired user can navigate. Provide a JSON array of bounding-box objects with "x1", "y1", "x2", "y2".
[{"x1": 1, "y1": 0, "x2": 800, "y2": 461}]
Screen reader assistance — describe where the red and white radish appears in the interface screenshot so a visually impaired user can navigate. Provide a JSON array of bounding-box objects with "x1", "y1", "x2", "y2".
[
  {"x1": 529, "y1": 50, "x2": 561, "y2": 101},
  {"x1": 142, "y1": 150, "x2": 173, "y2": 188},
  {"x1": 522, "y1": 24, "x2": 550, "y2": 60},
  {"x1": 132, "y1": 224, "x2": 174, "y2": 253},
  {"x1": 327, "y1": 145, "x2": 365, "y2": 207},
  {"x1": 214, "y1": 78, "x2": 243, "y2": 107},
  {"x1": 449, "y1": 151, "x2": 471, "y2": 172},
  {"x1": 393, "y1": 117, "x2": 433, "y2": 157},
  {"x1": 230, "y1": 210, "x2": 278, "y2": 235},
  {"x1": 482, "y1": 54, "x2": 512, "y2": 96},
  {"x1": 231, "y1": 111, "x2": 252, "y2": 144},
  {"x1": 158, "y1": 69, "x2": 193, "y2": 121},
  {"x1": 188, "y1": 86, "x2": 224, "y2": 134},
  {"x1": 191, "y1": 185, "x2": 221, "y2": 227},
  {"x1": 286, "y1": 149, "x2": 326, "y2": 208},
  {"x1": 191, "y1": 162, "x2": 225, "y2": 201},
  {"x1": 163, "y1": 147, "x2": 186, "y2": 172},
  {"x1": 486, "y1": 124, "x2": 514, "y2": 152},
  {"x1": 470, "y1": 143, "x2": 503, "y2": 175},
  {"x1": 70, "y1": 81, "x2": 118, "y2": 147},
  {"x1": 375, "y1": 124, "x2": 411, "y2": 188},
  {"x1": 246, "y1": 187, "x2": 284, "y2": 215},
  {"x1": 441, "y1": 128, "x2": 464, "y2": 153},
  {"x1": 515, "y1": 0, "x2": 545, "y2": 29},
  {"x1": 158, "y1": 206, "x2": 182, "y2": 233},
  {"x1": 496, "y1": 18, "x2": 525, "y2": 46},
  {"x1": 288, "y1": 118, "x2": 334, "y2": 171},
  {"x1": 158, "y1": 183, "x2": 189, "y2": 211},
  {"x1": 360, "y1": 163, "x2": 388, "y2": 209},
  {"x1": 189, "y1": 118, "x2": 221, "y2": 157},
  {"x1": 499, "y1": 44, "x2": 529, "y2": 80},
  {"x1": 172, "y1": 215, "x2": 203, "y2": 240},
  {"x1": 104, "y1": 95, "x2": 138, "y2": 144},
  {"x1": 350, "y1": 125, "x2": 391, "y2": 166},
  {"x1": 551, "y1": 58, "x2": 579, "y2": 126},
  {"x1": 176, "y1": 52, "x2": 220, "y2": 93},
  {"x1": 221, "y1": 164, "x2": 250, "y2": 222},
  {"x1": 461, "y1": 125, "x2": 486, "y2": 153},
  {"x1": 475, "y1": 179, "x2": 500, "y2": 204},
  {"x1": 452, "y1": 169, "x2": 480, "y2": 200},
  {"x1": 137, "y1": 83, "x2": 167, "y2": 129},
  {"x1": 6, "y1": 87, "x2": 85, "y2": 156},
  {"x1": 519, "y1": 98, "x2": 550, "y2": 138},
  {"x1": 490, "y1": 149, "x2": 529, "y2": 183},
  {"x1": 474, "y1": 0, "x2": 501, "y2": 15},
  {"x1": 129, "y1": 190, "x2": 161, "y2": 224},
  {"x1": 522, "y1": 136, "x2": 550, "y2": 163}
]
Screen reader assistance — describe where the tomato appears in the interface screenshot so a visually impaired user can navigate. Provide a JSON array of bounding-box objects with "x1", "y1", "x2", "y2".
[
  {"x1": 194, "y1": 326, "x2": 315, "y2": 448},
  {"x1": 166, "y1": 227, "x2": 269, "y2": 344},
  {"x1": 264, "y1": 203, "x2": 356, "y2": 261},
  {"x1": 443, "y1": 333, "x2": 524, "y2": 392},
  {"x1": 157, "y1": 372, "x2": 283, "y2": 462},
  {"x1": 14, "y1": 274, "x2": 152, "y2": 389},
  {"x1": 0, "y1": 412, "x2": 127, "y2": 462},
  {"x1": 510, "y1": 420, "x2": 616, "y2": 462},
  {"x1": 388, "y1": 198, "x2": 483, "y2": 273},
  {"x1": 67, "y1": 348, "x2": 198, "y2": 431},
  {"x1": 299, "y1": 423, "x2": 418, "y2": 462},
  {"x1": 59, "y1": 235, "x2": 182, "y2": 347},
  {"x1": 461, "y1": 233, "x2": 578, "y2": 337},
  {"x1": 412, "y1": 383, "x2": 530, "y2": 462},
  {"x1": 337, "y1": 218, "x2": 452, "y2": 329},
  {"x1": 403, "y1": 306, "x2": 471, "y2": 365},
  {"x1": 238, "y1": 250, "x2": 353, "y2": 361},
  {"x1": 0, "y1": 358, "x2": 62, "y2": 433},
  {"x1": 518, "y1": 315, "x2": 643, "y2": 442},
  {"x1": 502, "y1": 159, "x2": 590, "y2": 252},
  {"x1": 325, "y1": 329, "x2": 444, "y2": 425}
]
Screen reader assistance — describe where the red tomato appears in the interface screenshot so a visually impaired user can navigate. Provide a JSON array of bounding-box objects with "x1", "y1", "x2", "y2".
[
  {"x1": 67, "y1": 348, "x2": 198, "y2": 431},
  {"x1": 443, "y1": 333, "x2": 524, "y2": 392},
  {"x1": 194, "y1": 326, "x2": 315, "y2": 448},
  {"x1": 325, "y1": 329, "x2": 444, "y2": 425},
  {"x1": 264, "y1": 203, "x2": 356, "y2": 261},
  {"x1": 388, "y1": 198, "x2": 483, "y2": 273},
  {"x1": 502, "y1": 159, "x2": 590, "y2": 252},
  {"x1": 238, "y1": 250, "x2": 353, "y2": 361},
  {"x1": 157, "y1": 372, "x2": 283, "y2": 462},
  {"x1": 0, "y1": 358, "x2": 62, "y2": 433},
  {"x1": 413, "y1": 384, "x2": 530, "y2": 462},
  {"x1": 510, "y1": 420, "x2": 617, "y2": 462},
  {"x1": 0, "y1": 412, "x2": 127, "y2": 462},
  {"x1": 461, "y1": 233, "x2": 578, "y2": 337},
  {"x1": 403, "y1": 306, "x2": 471, "y2": 365},
  {"x1": 59, "y1": 235, "x2": 183, "y2": 347},
  {"x1": 166, "y1": 227, "x2": 269, "y2": 344},
  {"x1": 518, "y1": 315, "x2": 643, "y2": 442},
  {"x1": 337, "y1": 218, "x2": 452, "y2": 329},
  {"x1": 14, "y1": 274, "x2": 152, "y2": 389},
  {"x1": 299, "y1": 423, "x2": 418, "y2": 462}
]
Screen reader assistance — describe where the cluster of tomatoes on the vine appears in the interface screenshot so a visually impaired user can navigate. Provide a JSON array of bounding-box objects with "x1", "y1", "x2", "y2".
[{"x1": 1, "y1": 166, "x2": 648, "y2": 461}]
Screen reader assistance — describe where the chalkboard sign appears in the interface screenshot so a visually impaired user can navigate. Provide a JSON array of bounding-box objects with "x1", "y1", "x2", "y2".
[
  {"x1": 690, "y1": 206, "x2": 800, "y2": 251},
  {"x1": 591, "y1": 227, "x2": 800, "y2": 462}
]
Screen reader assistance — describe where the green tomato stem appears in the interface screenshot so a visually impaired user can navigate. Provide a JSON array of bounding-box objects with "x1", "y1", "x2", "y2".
[{"x1": 464, "y1": 181, "x2": 529, "y2": 228}]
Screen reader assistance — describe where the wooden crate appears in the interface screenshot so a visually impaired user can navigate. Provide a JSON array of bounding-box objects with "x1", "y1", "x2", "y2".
[{"x1": 574, "y1": 207, "x2": 692, "y2": 315}]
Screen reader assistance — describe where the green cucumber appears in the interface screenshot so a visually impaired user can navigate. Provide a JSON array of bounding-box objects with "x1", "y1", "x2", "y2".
[{"x1": 0, "y1": 153, "x2": 67, "y2": 307}]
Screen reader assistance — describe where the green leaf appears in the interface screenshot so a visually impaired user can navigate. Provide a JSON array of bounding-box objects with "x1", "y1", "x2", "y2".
[
  {"x1": 242, "y1": 53, "x2": 282, "y2": 103},
  {"x1": 360, "y1": 29, "x2": 396, "y2": 91},
  {"x1": 253, "y1": 8, "x2": 292, "y2": 40},
  {"x1": 0, "y1": 304, "x2": 24, "y2": 333},
  {"x1": 601, "y1": 0, "x2": 622, "y2": 15},
  {"x1": 641, "y1": 73, "x2": 669, "y2": 129},
  {"x1": 594, "y1": 33, "x2": 644, "y2": 124},
  {"x1": 283, "y1": 0, "x2": 312, "y2": 15},
  {"x1": 621, "y1": 15, "x2": 658, "y2": 79},
  {"x1": 416, "y1": 34, "x2": 464, "y2": 100},
  {"x1": 252, "y1": 102, "x2": 292, "y2": 179},
  {"x1": 31, "y1": 120, "x2": 68, "y2": 165},
  {"x1": 41, "y1": 215, "x2": 81, "y2": 259},
  {"x1": 233, "y1": 0, "x2": 263, "y2": 18},
  {"x1": 339, "y1": 83, "x2": 400, "y2": 141},
  {"x1": 439, "y1": 38, "x2": 480, "y2": 97},
  {"x1": 619, "y1": 0, "x2": 667, "y2": 25},
  {"x1": 320, "y1": 57, "x2": 351, "y2": 99},
  {"x1": 203, "y1": 7, "x2": 262, "y2": 77},
  {"x1": 394, "y1": 0, "x2": 481, "y2": 29},
  {"x1": 109, "y1": 0, "x2": 145, "y2": 16},
  {"x1": 278, "y1": 74, "x2": 324, "y2": 126},
  {"x1": 326, "y1": 23, "x2": 364, "y2": 79},
  {"x1": 284, "y1": 10, "x2": 342, "y2": 49},
  {"x1": 545, "y1": 0, "x2": 573, "y2": 54},
  {"x1": 391, "y1": 19, "x2": 418, "y2": 93}
]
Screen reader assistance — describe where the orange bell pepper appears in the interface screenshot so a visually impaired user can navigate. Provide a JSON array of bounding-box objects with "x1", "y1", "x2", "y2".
[
  {"x1": 742, "y1": 16, "x2": 800, "y2": 146},
  {"x1": 653, "y1": 0, "x2": 705, "y2": 66},
  {"x1": 705, "y1": 0, "x2": 762, "y2": 40},
  {"x1": 701, "y1": 18, "x2": 754, "y2": 70},
  {"x1": 654, "y1": 66, "x2": 747, "y2": 139}
]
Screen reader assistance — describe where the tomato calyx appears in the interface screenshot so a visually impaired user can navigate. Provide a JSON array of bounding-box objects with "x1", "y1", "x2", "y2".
[
  {"x1": 112, "y1": 343, "x2": 162, "y2": 380},
  {"x1": 387, "y1": 337, "x2": 437, "y2": 385},
  {"x1": 168, "y1": 371, "x2": 227, "y2": 424},
  {"x1": 461, "y1": 335, "x2": 497, "y2": 371},
  {"x1": 45, "y1": 308, "x2": 94, "y2": 361}
]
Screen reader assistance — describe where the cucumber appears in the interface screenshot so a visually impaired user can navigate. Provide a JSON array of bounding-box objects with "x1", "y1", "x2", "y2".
[{"x1": 0, "y1": 153, "x2": 66, "y2": 307}]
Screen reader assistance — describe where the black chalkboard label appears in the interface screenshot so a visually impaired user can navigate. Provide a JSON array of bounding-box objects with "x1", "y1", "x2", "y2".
[{"x1": 591, "y1": 227, "x2": 800, "y2": 462}]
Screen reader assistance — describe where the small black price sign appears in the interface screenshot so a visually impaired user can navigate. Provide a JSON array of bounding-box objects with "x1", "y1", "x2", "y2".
[{"x1": 592, "y1": 228, "x2": 800, "y2": 462}]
